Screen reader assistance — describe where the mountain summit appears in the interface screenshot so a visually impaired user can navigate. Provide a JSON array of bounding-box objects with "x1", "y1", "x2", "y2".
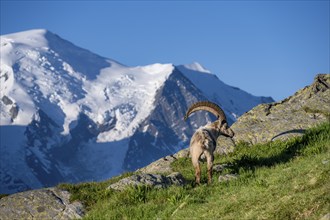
[{"x1": 0, "y1": 29, "x2": 273, "y2": 194}]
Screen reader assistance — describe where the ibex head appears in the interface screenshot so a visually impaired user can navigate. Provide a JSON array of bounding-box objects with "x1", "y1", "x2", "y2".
[{"x1": 184, "y1": 101, "x2": 234, "y2": 138}]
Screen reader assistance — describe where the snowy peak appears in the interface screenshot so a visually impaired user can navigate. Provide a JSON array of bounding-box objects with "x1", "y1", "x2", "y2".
[
  {"x1": 1, "y1": 29, "x2": 49, "y2": 48},
  {"x1": 180, "y1": 62, "x2": 212, "y2": 74},
  {"x1": 1, "y1": 29, "x2": 115, "y2": 79},
  {"x1": 1, "y1": 29, "x2": 174, "y2": 139}
]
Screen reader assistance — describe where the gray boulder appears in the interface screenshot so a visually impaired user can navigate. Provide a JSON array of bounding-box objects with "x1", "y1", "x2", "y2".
[
  {"x1": 0, "y1": 187, "x2": 84, "y2": 220},
  {"x1": 218, "y1": 174, "x2": 239, "y2": 183},
  {"x1": 320, "y1": 213, "x2": 330, "y2": 220},
  {"x1": 137, "y1": 148, "x2": 190, "y2": 174},
  {"x1": 108, "y1": 172, "x2": 186, "y2": 191}
]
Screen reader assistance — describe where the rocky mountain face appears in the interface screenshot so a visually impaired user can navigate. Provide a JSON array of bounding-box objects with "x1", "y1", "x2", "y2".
[{"x1": 0, "y1": 29, "x2": 272, "y2": 194}]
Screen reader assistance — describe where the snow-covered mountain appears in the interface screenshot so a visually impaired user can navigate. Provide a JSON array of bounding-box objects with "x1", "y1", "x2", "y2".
[{"x1": 0, "y1": 29, "x2": 274, "y2": 194}]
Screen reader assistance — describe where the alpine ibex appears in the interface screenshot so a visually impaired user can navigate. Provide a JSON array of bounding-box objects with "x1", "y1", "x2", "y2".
[{"x1": 184, "y1": 101, "x2": 234, "y2": 184}]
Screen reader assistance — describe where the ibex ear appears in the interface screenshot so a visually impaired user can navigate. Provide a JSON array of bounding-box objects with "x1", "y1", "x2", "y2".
[
  {"x1": 217, "y1": 119, "x2": 225, "y2": 129},
  {"x1": 220, "y1": 119, "x2": 226, "y2": 125}
]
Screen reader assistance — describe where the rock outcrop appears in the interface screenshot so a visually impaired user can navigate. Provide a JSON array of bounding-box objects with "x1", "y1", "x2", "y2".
[
  {"x1": 137, "y1": 149, "x2": 190, "y2": 174},
  {"x1": 108, "y1": 172, "x2": 186, "y2": 191},
  {"x1": 0, "y1": 187, "x2": 84, "y2": 220},
  {"x1": 216, "y1": 74, "x2": 329, "y2": 154},
  {"x1": 218, "y1": 174, "x2": 239, "y2": 182}
]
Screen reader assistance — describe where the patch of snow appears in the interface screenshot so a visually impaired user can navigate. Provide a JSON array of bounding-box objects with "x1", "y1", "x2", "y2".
[
  {"x1": 181, "y1": 62, "x2": 212, "y2": 74},
  {"x1": 86, "y1": 62, "x2": 174, "y2": 142}
]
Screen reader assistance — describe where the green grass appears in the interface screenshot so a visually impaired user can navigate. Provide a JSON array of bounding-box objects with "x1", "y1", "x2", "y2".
[
  {"x1": 60, "y1": 122, "x2": 330, "y2": 219},
  {"x1": 58, "y1": 172, "x2": 134, "y2": 209}
]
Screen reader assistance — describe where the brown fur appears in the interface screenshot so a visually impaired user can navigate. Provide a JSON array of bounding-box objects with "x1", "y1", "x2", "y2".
[{"x1": 190, "y1": 121, "x2": 234, "y2": 184}]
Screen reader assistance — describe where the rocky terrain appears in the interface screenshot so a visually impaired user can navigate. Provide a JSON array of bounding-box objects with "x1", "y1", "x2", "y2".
[
  {"x1": 0, "y1": 187, "x2": 84, "y2": 219},
  {"x1": 0, "y1": 74, "x2": 328, "y2": 219},
  {"x1": 227, "y1": 74, "x2": 329, "y2": 146}
]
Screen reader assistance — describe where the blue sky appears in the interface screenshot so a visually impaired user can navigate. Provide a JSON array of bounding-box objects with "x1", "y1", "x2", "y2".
[{"x1": 1, "y1": 1, "x2": 329, "y2": 101}]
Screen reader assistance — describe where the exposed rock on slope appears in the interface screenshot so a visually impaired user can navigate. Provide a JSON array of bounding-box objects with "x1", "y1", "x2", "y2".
[
  {"x1": 137, "y1": 148, "x2": 190, "y2": 174},
  {"x1": 108, "y1": 172, "x2": 186, "y2": 191},
  {"x1": 0, "y1": 187, "x2": 84, "y2": 220},
  {"x1": 224, "y1": 74, "x2": 329, "y2": 149}
]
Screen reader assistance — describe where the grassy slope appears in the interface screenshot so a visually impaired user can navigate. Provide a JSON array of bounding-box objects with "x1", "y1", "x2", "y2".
[{"x1": 60, "y1": 122, "x2": 330, "y2": 219}]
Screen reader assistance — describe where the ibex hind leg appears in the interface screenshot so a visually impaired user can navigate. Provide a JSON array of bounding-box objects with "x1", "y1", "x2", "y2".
[
  {"x1": 193, "y1": 162, "x2": 201, "y2": 185},
  {"x1": 204, "y1": 150, "x2": 214, "y2": 184},
  {"x1": 191, "y1": 147, "x2": 203, "y2": 185}
]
